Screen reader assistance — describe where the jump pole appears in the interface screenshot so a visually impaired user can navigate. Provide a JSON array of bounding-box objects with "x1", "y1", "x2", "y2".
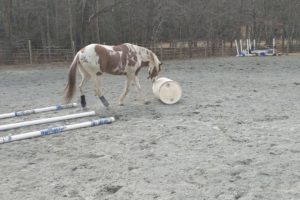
[
  {"x1": 0, "y1": 103, "x2": 78, "y2": 119},
  {"x1": 0, "y1": 117, "x2": 115, "y2": 144},
  {"x1": 0, "y1": 111, "x2": 95, "y2": 131}
]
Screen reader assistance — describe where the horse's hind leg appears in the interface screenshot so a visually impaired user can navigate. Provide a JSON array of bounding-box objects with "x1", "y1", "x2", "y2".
[
  {"x1": 78, "y1": 65, "x2": 90, "y2": 108},
  {"x1": 92, "y1": 75, "x2": 109, "y2": 108}
]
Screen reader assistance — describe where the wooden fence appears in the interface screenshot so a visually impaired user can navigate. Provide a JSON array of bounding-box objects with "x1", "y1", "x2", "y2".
[{"x1": 0, "y1": 40, "x2": 300, "y2": 65}]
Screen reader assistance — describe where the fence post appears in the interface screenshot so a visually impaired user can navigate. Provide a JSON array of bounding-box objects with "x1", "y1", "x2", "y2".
[
  {"x1": 28, "y1": 40, "x2": 33, "y2": 64},
  {"x1": 222, "y1": 40, "x2": 224, "y2": 56},
  {"x1": 160, "y1": 46, "x2": 163, "y2": 61},
  {"x1": 286, "y1": 38, "x2": 290, "y2": 55},
  {"x1": 173, "y1": 46, "x2": 176, "y2": 59},
  {"x1": 180, "y1": 46, "x2": 183, "y2": 59},
  {"x1": 48, "y1": 46, "x2": 51, "y2": 62},
  {"x1": 204, "y1": 41, "x2": 207, "y2": 57},
  {"x1": 72, "y1": 41, "x2": 76, "y2": 56},
  {"x1": 188, "y1": 41, "x2": 192, "y2": 58}
]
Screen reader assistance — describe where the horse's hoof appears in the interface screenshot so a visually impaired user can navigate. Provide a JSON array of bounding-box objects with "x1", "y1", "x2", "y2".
[
  {"x1": 114, "y1": 114, "x2": 122, "y2": 120},
  {"x1": 82, "y1": 107, "x2": 89, "y2": 111},
  {"x1": 144, "y1": 100, "x2": 151, "y2": 105}
]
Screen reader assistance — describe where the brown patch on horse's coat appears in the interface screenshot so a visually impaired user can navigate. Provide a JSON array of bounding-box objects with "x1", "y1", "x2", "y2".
[
  {"x1": 93, "y1": 44, "x2": 158, "y2": 78},
  {"x1": 113, "y1": 44, "x2": 137, "y2": 67},
  {"x1": 113, "y1": 45, "x2": 128, "y2": 66},
  {"x1": 95, "y1": 44, "x2": 131, "y2": 75},
  {"x1": 95, "y1": 45, "x2": 115, "y2": 74},
  {"x1": 141, "y1": 61, "x2": 149, "y2": 67},
  {"x1": 94, "y1": 45, "x2": 108, "y2": 70}
]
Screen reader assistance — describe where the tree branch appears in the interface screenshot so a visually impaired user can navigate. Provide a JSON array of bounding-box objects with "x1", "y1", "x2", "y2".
[{"x1": 88, "y1": 0, "x2": 123, "y2": 23}]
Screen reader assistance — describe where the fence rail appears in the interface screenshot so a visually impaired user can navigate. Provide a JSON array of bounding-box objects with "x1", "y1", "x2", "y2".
[{"x1": 1, "y1": 41, "x2": 300, "y2": 65}]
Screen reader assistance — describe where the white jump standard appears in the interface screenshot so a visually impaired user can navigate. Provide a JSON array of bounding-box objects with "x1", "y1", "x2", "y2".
[
  {"x1": 0, "y1": 117, "x2": 115, "y2": 144},
  {"x1": 0, "y1": 111, "x2": 95, "y2": 131},
  {"x1": 0, "y1": 103, "x2": 78, "y2": 119},
  {"x1": 235, "y1": 38, "x2": 276, "y2": 57}
]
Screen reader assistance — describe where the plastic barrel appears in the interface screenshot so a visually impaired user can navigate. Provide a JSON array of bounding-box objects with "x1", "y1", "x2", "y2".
[{"x1": 152, "y1": 77, "x2": 182, "y2": 104}]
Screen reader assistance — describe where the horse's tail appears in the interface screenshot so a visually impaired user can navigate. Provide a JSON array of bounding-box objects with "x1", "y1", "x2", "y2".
[{"x1": 64, "y1": 53, "x2": 79, "y2": 103}]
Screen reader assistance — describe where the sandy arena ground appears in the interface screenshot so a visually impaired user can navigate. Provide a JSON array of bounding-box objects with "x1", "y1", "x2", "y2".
[{"x1": 0, "y1": 56, "x2": 300, "y2": 200}]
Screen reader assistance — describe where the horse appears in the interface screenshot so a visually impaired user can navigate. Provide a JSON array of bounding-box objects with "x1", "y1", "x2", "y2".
[{"x1": 64, "y1": 43, "x2": 162, "y2": 108}]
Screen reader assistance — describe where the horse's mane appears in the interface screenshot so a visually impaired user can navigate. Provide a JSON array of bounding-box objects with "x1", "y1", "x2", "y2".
[
  {"x1": 125, "y1": 43, "x2": 160, "y2": 72},
  {"x1": 137, "y1": 44, "x2": 159, "y2": 65}
]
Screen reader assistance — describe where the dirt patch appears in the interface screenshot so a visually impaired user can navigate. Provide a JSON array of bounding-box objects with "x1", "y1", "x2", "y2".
[{"x1": 0, "y1": 56, "x2": 300, "y2": 199}]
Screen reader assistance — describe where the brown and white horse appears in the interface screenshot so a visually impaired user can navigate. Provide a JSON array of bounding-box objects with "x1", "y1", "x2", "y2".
[{"x1": 64, "y1": 43, "x2": 162, "y2": 108}]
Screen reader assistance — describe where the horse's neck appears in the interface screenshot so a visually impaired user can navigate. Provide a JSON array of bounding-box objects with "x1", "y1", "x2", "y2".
[{"x1": 136, "y1": 46, "x2": 152, "y2": 62}]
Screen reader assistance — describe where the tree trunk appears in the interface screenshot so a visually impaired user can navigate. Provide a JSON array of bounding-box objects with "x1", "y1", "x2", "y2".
[
  {"x1": 95, "y1": 0, "x2": 101, "y2": 43},
  {"x1": 3, "y1": 0, "x2": 12, "y2": 40},
  {"x1": 3, "y1": 0, "x2": 13, "y2": 64},
  {"x1": 54, "y1": 1, "x2": 59, "y2": 43},
  {"x1": 46, "y1": 0, "x2": 51, "y2": 61},
  {"x1": 68, "y1": 0, "x2": 74, "y2": 48}
]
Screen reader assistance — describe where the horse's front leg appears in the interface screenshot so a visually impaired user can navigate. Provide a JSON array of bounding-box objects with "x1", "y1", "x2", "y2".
[
  {"x1": 119, "y1": 75, "x2": 133, "y2": 106},
  {"x1": 134, "y1": 75, "x2": 151, "y2": 105}
]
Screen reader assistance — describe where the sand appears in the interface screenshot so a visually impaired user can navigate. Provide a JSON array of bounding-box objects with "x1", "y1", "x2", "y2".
[{"x1": 0, "y1": 56, "x2": 300, "y2": 200}]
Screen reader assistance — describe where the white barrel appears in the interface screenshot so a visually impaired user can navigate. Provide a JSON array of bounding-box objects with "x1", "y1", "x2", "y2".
[{"x1": 152, "y1": 77, "x2": 182, "y2": 104}]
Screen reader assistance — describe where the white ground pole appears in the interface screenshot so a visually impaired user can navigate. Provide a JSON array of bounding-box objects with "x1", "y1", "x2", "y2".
[
  {"x1": 0, "y1": 103, "x2": 78, "y2": 119},
  {"x1": 0, "y1": 117, "x2": 115, "y2": 144},
  {"x1": 0, "y1": 111, "x2": 95, "y2": 131},
  {"x1": 235, "y1": 40, "x2": 239, "y2": 56},
  {"x1": 253, "y1": 39, "x2": 256, "y2": 50}
]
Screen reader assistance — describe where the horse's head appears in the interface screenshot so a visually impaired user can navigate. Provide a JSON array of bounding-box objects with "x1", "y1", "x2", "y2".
[{"x1": 147, "y1": 52, "x2": 162, "y2": 81}]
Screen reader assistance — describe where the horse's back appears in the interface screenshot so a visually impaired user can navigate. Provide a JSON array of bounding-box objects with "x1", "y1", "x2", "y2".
[{"x1": 79, "y1": 43, "x2": 128, "y2": 76}]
